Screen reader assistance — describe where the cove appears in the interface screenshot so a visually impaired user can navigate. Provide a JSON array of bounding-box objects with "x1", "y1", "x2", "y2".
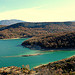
[{"x1": 0, "y1": 38, "x2": 75, "y2": 69}]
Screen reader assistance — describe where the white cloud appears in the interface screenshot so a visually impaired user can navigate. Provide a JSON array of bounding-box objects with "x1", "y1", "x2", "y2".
[{"x1": 0, "y1": 5, "x2": 75, "y2": 22}]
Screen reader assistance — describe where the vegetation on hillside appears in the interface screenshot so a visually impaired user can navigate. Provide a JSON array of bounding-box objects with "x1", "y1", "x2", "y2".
[
  {"x1": 0, "y1": 22, "x2": 75, "y2": 39},
  {"x1": 22, "y1": 31, "x2": 75, "y2": 50},
  {"x1": 0, "y1": 27, "x2": 48, "y2": 39},
  {"x1": 0, "y1": 65, "x2": 36, "y2": 75},
  {"x1": 35, "y1": 56, "x2": 75, "y2": 75}
]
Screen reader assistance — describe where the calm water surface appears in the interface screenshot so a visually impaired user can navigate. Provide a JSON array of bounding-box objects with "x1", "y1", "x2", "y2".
[{"x1": 0, "y1": 38, "x2": 75, "y2": 69}]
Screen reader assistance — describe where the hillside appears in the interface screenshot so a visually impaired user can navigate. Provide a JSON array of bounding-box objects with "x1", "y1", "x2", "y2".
[
  {"x1": 22, "y1": 32, "x2": 75, "y2": 50},
  {"x1": 0, "y1": 22, "x2": 75, "y2": 39},
  {"x1": 34, "y1": 56, "x2": 75, "y2": 75},
  {"x1": 0, "y1": 19, "x2": 24, "y2": 25}
]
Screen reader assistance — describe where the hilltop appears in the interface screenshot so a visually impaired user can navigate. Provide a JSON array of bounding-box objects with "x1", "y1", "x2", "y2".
[
  {"x1": 0, "y1": 22, "x2": 75, "y2": 30},
  {"x1": 22, "y1": 31, "x2": 75, "y2": 50},
  {"x1": 0, "y1": 22, "x2": 75, "y2": 39}
]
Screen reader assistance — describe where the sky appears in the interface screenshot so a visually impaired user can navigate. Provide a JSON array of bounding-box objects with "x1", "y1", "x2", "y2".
[{"x1": 0, "y1": 0, "x2": 75, "y2": 22}]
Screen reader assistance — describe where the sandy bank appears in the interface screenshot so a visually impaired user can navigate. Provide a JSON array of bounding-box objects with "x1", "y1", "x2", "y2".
[{"x1": 3, "y1": 53, "x2": 43, "y2": 58}]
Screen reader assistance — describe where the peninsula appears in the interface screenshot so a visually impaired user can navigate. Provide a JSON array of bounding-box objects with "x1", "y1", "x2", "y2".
[{"x1": 22, "y1": 31, "x2": 75, "y2": 50}]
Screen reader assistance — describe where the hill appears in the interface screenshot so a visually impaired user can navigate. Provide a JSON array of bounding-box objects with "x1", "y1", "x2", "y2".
[
  {"x1": 0, "y1": 19, "x2": 24, "y2": 25},
  {"x1": 22, "y1": 32, "x2": 75, "y2": 50},
  {"x1": 34, "y1": 56, "x2": 75, "y2": 75},
  {"x1": 0, "y1": 22, "x2": 75, "y2": 39},
  {"x1": 0, "y1": 22, "x2": 75, "y2": 30}
]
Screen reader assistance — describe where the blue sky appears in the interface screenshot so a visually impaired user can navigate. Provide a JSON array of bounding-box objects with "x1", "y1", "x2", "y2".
[{"x1": 0, "y1": 0, "x2": 75, "y2": 22}]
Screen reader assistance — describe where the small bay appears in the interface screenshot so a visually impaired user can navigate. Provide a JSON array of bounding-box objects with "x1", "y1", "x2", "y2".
[{"x1": 0, "y1": 38, "x2": 75, "y2": 69}]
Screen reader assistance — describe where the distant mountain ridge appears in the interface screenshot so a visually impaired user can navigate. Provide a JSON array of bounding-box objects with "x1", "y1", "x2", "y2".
[
  {"x1": 0, "y1": 19, "x2": 25, "y2": 25},
  {"x1": 0, "y1": 22, "x2": 75, "y2": 31},
  {"x1": 71, "y1": 21, "x2": 75, "y2": 22}
]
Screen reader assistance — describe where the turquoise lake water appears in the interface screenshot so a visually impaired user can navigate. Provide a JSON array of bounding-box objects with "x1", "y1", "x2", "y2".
[{"x1": 0, "y1": 38, "x2": 75, "y2": 69}]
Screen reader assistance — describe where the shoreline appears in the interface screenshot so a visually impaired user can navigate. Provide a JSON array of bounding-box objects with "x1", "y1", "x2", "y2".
[
  {"x1": 33, "y1": 55, "x2": 75, "y2": 69},
  {"x1": 40, "y1": 48, "x2": 75, "y2": 52},
  {"x1": 29, "y1": 48, "x2": 75, "y2": 53},
  {"x1": 0, "y1": 37, "x2": 29, "y2": 40},
  {"x1": 0, "y1": 55, "x2": 75, "y2": 69},
  {"x1": 0, "y1": 38, "x2": 20, "y2": 40},
  {"x1": 2, "y1": 53, "x2": 43, "y2": 58},
  {"x1": 0, "y1": 53, "x2": 75, "y2": 74},
  {"x1": 1, "y1": 38, "x2": 75, "y2": 51},
  {"x1": 22, "y1": 44, "x2": 75, "y2": 52},
  {"x1": 22, "y1": 44, "x2": 75, "y2": 51},
  {"x1": 1, "y1": 55, "x2": 75, "y2": 69}
]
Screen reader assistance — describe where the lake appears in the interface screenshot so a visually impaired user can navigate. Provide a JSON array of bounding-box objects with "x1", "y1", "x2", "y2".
[{"x1": 0, "y1": 38, "x2": 75, "y2": 69}]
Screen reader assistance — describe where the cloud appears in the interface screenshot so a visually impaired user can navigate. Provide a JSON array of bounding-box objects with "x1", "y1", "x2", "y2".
[{"x1": 0, "y1": 5, "x2": 75, "y2": 22}]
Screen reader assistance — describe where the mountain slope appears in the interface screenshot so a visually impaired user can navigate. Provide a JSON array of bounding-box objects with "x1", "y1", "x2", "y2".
[
  {"x1": 0, "y1": 22, "x2": 75, "y2": 30},
  {"x1": 0, "y1": 22, "x2": 75, "y2": 39},
  {"x1": 22, "y1": 32, "x2": 75, "y2": 50},
  {"x1": 0, "y1": 19, "x2": 24, "y2": 25}
]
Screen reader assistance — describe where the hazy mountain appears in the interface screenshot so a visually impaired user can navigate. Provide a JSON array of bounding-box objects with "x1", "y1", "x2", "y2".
[
  {"x1": 71, "y1": 21, "x2": 75, "y2": 22},
  {"x1": 0, "y1": 19, "x2": 25, "y2": 25}
]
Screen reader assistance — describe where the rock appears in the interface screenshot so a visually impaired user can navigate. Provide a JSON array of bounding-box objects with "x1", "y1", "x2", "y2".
[
  {"x1": 0, "y1": 68, "x2": 4, "y2": 73},
  {"x1": 11, "y1": 69, "x2": 17, "y2": 73},
  {"x1": 3, "y1": 68, "x2": 11, "y2": 74},
  {"x1": 30, "y1": 71, "x2": 36, "y2": 74},
  {"x1": 14, "y1": 71, "x2": 21, "y2": 74},
  {"x1": 22, "y1": 70, "x2": 29, "y2": 74}
]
